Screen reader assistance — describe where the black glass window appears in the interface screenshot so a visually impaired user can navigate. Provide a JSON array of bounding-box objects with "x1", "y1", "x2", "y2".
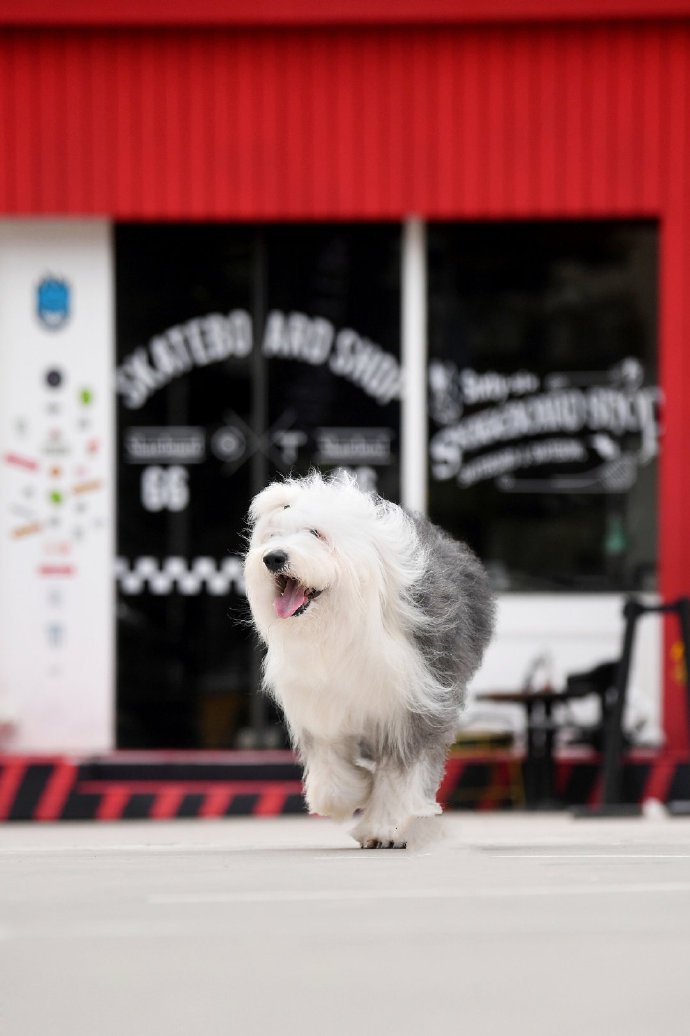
[
  {"x1": 427, "y1": 221, "x2": 658, "y2": 592},
  {"x1": 115, "y1": 223, "x2": 400, "y2": 748}
]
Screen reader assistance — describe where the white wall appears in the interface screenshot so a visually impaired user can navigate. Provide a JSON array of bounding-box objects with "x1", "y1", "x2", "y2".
[
  {"x1": 0, "y1": 220, "x2": 114, "y2": 752},
  {"x1": 466, "y1": 593, "x2": 662, "y2": 747}
]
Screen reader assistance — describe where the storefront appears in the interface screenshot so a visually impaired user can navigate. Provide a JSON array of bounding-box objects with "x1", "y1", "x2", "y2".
[{"x1": 1, "y1": 3, "x2": 689, "y2": 801}]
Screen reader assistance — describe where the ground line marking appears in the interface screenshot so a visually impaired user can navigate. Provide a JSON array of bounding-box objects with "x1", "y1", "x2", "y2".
[
  {"x1": 149, "y1": 882, "x2": 690, "y2": 905},
  {"x1": 488, "y1": 854, "x2": 690, "y2": 860}
]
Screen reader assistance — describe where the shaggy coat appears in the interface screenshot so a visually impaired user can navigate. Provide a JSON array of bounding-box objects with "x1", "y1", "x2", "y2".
[{"x1": 244, "y1": 471, "x2": 495, "y2": 848}]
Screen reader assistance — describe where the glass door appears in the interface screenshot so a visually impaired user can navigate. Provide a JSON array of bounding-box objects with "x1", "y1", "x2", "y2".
[{"x1": 115, "y1": 223, "x2": 400, "y2": 748}]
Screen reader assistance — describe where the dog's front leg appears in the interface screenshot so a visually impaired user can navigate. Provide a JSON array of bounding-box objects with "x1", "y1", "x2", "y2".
[
  {"x1": 300, "y1": 737, "x2": 373, "y2": 822},
  {"x1": 351, "y1": 749, "x2": 445, "y2": 849}
]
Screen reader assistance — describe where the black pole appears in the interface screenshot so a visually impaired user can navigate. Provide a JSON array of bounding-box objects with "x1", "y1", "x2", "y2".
[
  {"x1": 676, "y1": 597, "x2": 690, "y2": 734},
  {"x1": 667, "y1": 596, "x2": 690, "y2": 815},
  {"x1": 600, "y1": 597, "x2": 642, "y2": 805},
  {"x1": 249, "y1": 228, "x2": 269, "y2": 744},
  {"x1": 575, "y1": 594, "x2": 690, "y2": 817}
]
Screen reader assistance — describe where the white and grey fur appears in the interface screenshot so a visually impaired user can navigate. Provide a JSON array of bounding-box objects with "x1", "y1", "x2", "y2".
[{"x1": 243, "y1": 470, "x2": 495, "y2": 849}]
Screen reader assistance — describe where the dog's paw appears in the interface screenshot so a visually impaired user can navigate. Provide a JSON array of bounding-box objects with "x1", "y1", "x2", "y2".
[
  {"x1": 360, "y1": 838, "x2": 406, "y2": 850},
  {"x1": 306, "y1": 795, "x2": 356, "y2": 820},
  {"x1": 306, "y1": 787, "x2": 364, "y2": 822},
  {"x1": 304, "y1": 764, "x2": 372, "y2": 822},
  {"x1": 351, "y1": 816, "x2": 408, "y2": 850}
]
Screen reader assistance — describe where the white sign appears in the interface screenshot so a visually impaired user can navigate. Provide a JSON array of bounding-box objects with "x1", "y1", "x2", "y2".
[{"x1": 0, "y1": 220, "x2": 114, "y2": 752}]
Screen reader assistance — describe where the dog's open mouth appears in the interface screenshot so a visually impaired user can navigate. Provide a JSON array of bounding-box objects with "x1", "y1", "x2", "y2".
[{"x1": 274, "y1": 575, "x2": 323, "y2": 619}]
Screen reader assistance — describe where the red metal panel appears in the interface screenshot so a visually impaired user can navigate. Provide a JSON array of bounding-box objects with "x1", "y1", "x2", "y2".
[
  {"x1": 3, "y1": 0, "x2": 690, "y2": 28},
  {"x1": 0, "y1": 24, "x2": 677, "y2": 220},
  {"x1": 659, "y1": 27, "x2": 690, "y2": 752}
]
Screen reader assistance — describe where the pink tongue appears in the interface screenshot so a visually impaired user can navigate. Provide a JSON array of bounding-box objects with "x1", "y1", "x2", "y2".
[{"x1": 274, "y1": 578, "x2": 308, "y2": 618}]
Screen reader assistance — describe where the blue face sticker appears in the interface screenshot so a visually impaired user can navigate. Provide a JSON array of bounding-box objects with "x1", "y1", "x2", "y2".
[{"x1": 37, "y1": 277, "x2": 71, "y2": 330}]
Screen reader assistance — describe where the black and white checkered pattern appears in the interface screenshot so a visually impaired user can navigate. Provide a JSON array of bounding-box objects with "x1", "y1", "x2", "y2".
[{"x1": 115, "y1": 556, "x2": 245, "y2": 596}]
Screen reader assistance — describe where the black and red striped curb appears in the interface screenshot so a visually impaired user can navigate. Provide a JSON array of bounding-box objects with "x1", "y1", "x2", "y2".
[
  {"x1": 1, "y1": 751, "x2": 688, "y2": 820},
  {"x1": 0, "y1": 753, "x2": 305, "y2": 822},
  {"x1": 440, "y1": 750, "x2": 690, "y2": 811}
]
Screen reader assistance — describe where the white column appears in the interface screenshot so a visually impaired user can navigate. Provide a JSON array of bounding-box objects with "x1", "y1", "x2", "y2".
[
  {"x1": 0, "y1": 220, "x2": 115, "y2": 752},
  {"x1": 401, "y1": 216, "x2": 428, "y2": 513}
]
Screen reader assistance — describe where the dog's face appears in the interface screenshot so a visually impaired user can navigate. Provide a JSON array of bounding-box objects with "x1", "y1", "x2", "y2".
[{"x1": 244, "y1": 479, "x2": 348, "y2": 637}]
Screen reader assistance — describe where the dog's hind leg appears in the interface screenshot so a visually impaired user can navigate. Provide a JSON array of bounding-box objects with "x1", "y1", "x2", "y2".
[
  {"x1": 301, "y1": 737, "x2": 374, "y2": 822},
  {"x1": 351, "y1": 748, "x2": 446, "y2": 849}
]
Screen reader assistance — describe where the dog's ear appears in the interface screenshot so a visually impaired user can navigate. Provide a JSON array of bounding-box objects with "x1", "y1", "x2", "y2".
[{"x1": 248, "y1": 481, "x2": 297, "y2": 524}]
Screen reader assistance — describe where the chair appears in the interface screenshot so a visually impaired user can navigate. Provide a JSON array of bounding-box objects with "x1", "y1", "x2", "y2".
[
  {"x1": 573, "y1": 595, "x2": 690, "y2": 816},
  {"x1": 445, "y1": 730, "x2": 525, "y2": 809}
]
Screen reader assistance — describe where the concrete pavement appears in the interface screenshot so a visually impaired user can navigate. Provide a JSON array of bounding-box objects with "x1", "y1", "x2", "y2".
[{"x1": 2, "y1": 811, "x2": 690, "y2": 1035}]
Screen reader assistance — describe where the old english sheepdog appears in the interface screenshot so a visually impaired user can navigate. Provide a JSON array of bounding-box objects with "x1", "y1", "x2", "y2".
[{"x1": 244, "y1": 471, "x2": 495, "y2": 848}]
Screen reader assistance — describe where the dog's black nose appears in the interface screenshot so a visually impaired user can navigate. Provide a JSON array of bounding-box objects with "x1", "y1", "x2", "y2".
[{"x1": 263, "y1": 550, "x2": 288, "y2": 573}]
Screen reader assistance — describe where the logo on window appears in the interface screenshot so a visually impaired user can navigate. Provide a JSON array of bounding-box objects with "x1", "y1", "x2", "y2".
[
  {"x1": 429, "y1": 358, "x2": 660, "y2": 494},
  {"x1": 36, "y1": 277, "x2": 71, "y2": 330}
]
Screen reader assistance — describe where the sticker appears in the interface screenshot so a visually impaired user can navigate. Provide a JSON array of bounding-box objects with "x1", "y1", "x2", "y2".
[
  {"x1": 11, "y1": 504, "x2": 37, "y2": 519},
  {"x1": 3, "y1": 452, "x2": 39, "y2": 472},
  {"x1": 44, "y1": 541, "x2": 72, "y2": 556},
  {"x1": 73, "y1": 479, "x2": 102, "y2": 496},
  {"x1": 46, "y1": 624, "x2": 64, "y2": 647},
  {"x1": 38, "y1": 564, "x2": 76, "y2": 577},
  {"x1": 11, "y1": 522, "x2": 42, "y2": 539},
  {"x1": 43, "y1": 442, "x2": 70, "y2": 457},
  {"x1": 36, "y1": 276, "x2": 71, "y2": 330}
]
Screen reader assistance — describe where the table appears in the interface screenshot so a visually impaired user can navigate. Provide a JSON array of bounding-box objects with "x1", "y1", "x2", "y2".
[{"x1": 476, "y1": 689, "x2": 562, "y2": 807}]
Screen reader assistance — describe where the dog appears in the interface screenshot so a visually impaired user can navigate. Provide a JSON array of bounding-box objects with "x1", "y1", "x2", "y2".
[{"x1": 243, "y1": 470, "x2": 495, "y2": 848}]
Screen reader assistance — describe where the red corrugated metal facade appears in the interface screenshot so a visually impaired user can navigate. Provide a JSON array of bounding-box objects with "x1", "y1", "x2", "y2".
[
  {"x1": 0, "y1": 22, "x2": 685, "y2": 220},
  {"x1": 1, "y1": 3, "x2": 690, "y2": 750}
]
